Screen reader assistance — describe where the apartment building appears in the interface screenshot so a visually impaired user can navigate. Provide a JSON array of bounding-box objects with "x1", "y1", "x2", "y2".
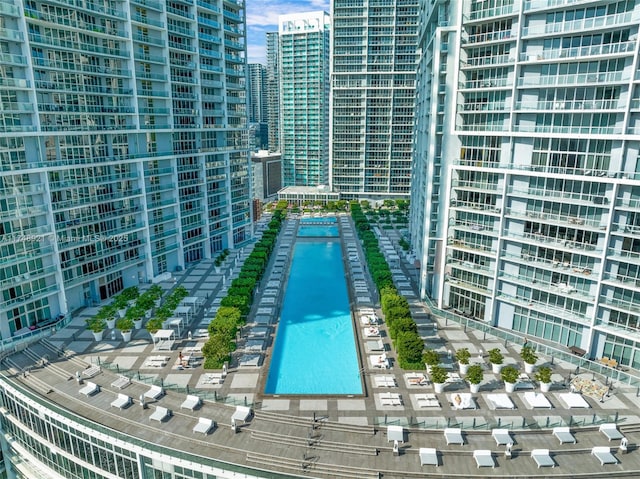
[
  {"x1": 0, "y1": 0, "x2": 250, "y2": 339},
  {"x1": 278, "y1": 11, "x2": 331, "y2": 187},
  {"x1": 330, "y1": 0, "x2": 419, "y2": 200},
  {"x1": 266, "y1": 31, "x2": 280, "y2": 153},
  {"x1": 410, "y1": 0, "x2": 640, "y2": 370}
]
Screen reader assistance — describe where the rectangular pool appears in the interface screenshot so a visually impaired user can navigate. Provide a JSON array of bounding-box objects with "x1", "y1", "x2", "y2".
[{"x1": 264, "y1": 240, "x2": 362, "y2": 395}]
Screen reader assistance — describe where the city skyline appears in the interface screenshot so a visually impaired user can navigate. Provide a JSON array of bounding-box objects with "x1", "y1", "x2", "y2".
[{"x1": 246, "y1": 0, "x2": 329, "y2": 64}]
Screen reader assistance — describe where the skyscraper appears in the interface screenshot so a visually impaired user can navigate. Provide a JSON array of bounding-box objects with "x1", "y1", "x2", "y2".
[
  {"x1": 0, "y1": 0, "x2": 251, "y2": 336},
  {"x1": 278, "y1": 11, "x2": 331, "y2": 187},
  {"x1": 247, "y1": 63, "x2": 267, "y2": 124},
  {"x1": 266, "y1": 31, "x2": 280, "y2": 153},
  {"x1": 410, "y1": 0, "x2": 640, "y2": 368},
  {"x1": 330, "y1": 0, "x2": 419, "y2": 200}
]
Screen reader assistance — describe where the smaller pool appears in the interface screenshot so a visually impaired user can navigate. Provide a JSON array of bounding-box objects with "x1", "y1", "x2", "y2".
[
  {"x1": 300, "y1": 217, "x2": 337, "y2": 224},
  {"x1": 297, "y1": 225, "x2": 338, "y2": 237}
]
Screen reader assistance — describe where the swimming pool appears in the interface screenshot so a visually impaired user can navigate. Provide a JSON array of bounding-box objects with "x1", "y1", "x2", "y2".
[{"x1": 264, "y1": 240, "x2": 362, "y2": 395}]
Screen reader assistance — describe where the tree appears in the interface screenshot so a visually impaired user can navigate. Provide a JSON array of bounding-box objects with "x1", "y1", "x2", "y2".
[
  {"x1": 396, "y1": 331, "x2": 424, "y2": 365},
  {"x1": 389, "y1": 316, "x2": 417, "y2": 341}
]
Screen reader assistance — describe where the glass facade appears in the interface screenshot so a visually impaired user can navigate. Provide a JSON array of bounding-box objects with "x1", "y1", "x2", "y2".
[
  {"x1": 0, "y1": 0, "x2": 251, "y2": 338},
  {"x1": 278, "y1": 12, "x2": 331, "y2": 188},
  {"x1": 410, "y1": 0, "x2": 640, "y2": 370},
  {"x1": 330, "y1": 0, "x2": 419, "y2": 200}
]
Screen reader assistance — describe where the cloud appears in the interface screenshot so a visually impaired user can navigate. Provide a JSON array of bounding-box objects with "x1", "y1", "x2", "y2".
[{"x1": 245, "y1": 0, "x2": 330, "y2": 63}]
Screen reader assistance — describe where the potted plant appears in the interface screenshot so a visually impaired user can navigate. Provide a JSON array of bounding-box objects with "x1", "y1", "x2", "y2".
[
  {"x1": 422, "y1": 349, "x2": 440, "y2": 373},
  {"x1": 429, "y1": 365, "x2": 449, "y2": 393},
  {"x1": 466, "y1": 364, "x2": 484, "y2": 393},
  {"x1": 521, "y1": 345, "x2": 538, "y2": 374},
  {"x1": 145, "y1": 317, "x2": 164, "y2": 336},
  {"x1": 86, "y1": 317, "x2": 106, "y2": 341},
  {"x1": 501, "y1": 365, "x2": 520, "y2": 393},
  {"x1": 488, "y1": 348, "x2": 504, "y2": 374},
  {"x1": 455, "y1": 347, "x2": 471, "y2": 375},
  {"x1": 116, "y1": 317, "x2": 135, "y2": 342},
  {"x1": 114, "y1": 295, "x2": 129, "y2": 318},
  {"x1": 535, "y1": 366, "x2": 553, "y2": 392}
]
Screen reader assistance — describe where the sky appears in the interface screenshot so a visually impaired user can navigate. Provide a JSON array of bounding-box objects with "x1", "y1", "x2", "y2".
[{"x1": 245, "y1": 0, "x2": 330, "y2": 64}]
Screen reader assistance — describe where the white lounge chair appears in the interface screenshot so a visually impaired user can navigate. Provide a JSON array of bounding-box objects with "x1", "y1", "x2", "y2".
[
  {"x1": 444, "y1": 428, "x2": 464, "y2": 445},
  {"x1": 419, "y1": 447, "x2": 438, "y2": 467},
  {"x1": 192, "y1": 417, "x2": 215, "y2": 435},
  {"x1": 523, "y1": 392, "x2": 552, "y2": 409},
  {"x1": 553, "y1": 427, "x2": 576, "y2": 444},
  {"x1": 559, "y1": 392, "x2": 590, "y2": 408},
  {"x1": 591, "y1": 446, "x2": 618, "y2": 465},
  {"x1": 181, "y1": 394, "x2": 202, "y2": 411},
  {"x1": 79, "y1": 381, "x2": 100, "y2": 396},
  {"x1": 380, "y1": 392, "x2": 402, "y2": 406},
  {"x1": 473, "y1": 450, "x2": 495, "y2": 468},
  {"x1": 531, "y1": 449, "x2": 555, "y2": 468},
  {"x1": 144, "y1": 385, "x2": 164, "y2": 400},
  {"x1": 150, "y1": 406, "x2": 171, "y2": 422},
  {"x1": 82, "y1": 365, "x2": 101, "y2": 378},
  {"x1": 492, "y1": 428, "x2": 513, "y2": 446},
  {"x1": 110, "y1": 393, "x2": 131, "y2": 410},
  {"x1": 231, "y1": 406, "x2": 252, "y2": 424},
  {"x1": 599, "y1": 423, "x2": 624, "y2": 441},
  {"x1": 449, "y1": 393, "x2": 476, "y2": 410},
  {"x1": 111, "y1": 375, "x2": 130, "y2": 390},
  {"x1": 486, "y1": 393, "x2": 515, "y2": 410},
  {"x1": 374, "y1": 375, "x2": 396, "y2": 388},
  {"x1": 415, "y1": 393, "x2": 439, "y2": 408}
]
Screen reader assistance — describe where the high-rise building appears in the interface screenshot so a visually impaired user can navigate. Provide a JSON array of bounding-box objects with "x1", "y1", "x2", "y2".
[
  {"x1": 247, "y1": 63, "x2": 267, "y2": 124},
  {"x1": 330, "y1": 0, "x2": 419, "y2": 200},
  {"x1": 409, "y1": 0, "x2": 640, "y2": 369},
  {"x1": 266, "y1": 31, "x2": 280, "y2": 153},
  {"x1": 279, "y1": 11, "x2": 331, "y2": 187},
  {"x1": 0, "y1": 0, "x2": 251, "y2": 337}
]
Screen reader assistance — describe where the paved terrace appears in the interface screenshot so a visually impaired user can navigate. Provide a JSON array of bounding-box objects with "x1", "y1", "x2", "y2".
[{"x1": 3, "y1": 213, "x2": 640, "y2": 478}]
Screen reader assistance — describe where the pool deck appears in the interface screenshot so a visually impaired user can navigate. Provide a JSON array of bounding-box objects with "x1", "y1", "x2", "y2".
[{"x1": 4, "y1": 212, "x2": 640, "y2": 478}]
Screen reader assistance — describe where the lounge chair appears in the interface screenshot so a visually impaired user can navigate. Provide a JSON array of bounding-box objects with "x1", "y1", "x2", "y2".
[
  {"x1": 559, "y1": 392, "x2": 590, "y2": 408},
  {"x1": 150, "y1": 406, "x2": 171, "y2": 422},
  {"x1": 110, "y1": 393, "x2": 132, "y2": 410},
  {"x1": 79, "y1": 381, "x2": 100, "y2": 396},
  {"x1": 523, "y1": 392, "x2": 552, "y2": 409},
  {"x1": 591, "y1": 446, "x2": 618, "y2": 465},
  {"x1": 111, "y1": 375, "x2": 131, "y2": 390},
  {"x1": 486, "y1": 393, "x2": 515, "y2": 410},
  {"x1": 231, "y1": 405, "x2": 252, "y2": 424},
  {"x1": 473, "y1": 450, "x2": 495, "y2": 468},
  {"x1": 192, "y1": 417, "x2": 215, "y2": 435},
  {"x1": 444, "y1": 428, "x2": 464, "y2": 445},
  {"x1": 599, "y1": 423, "x2": 624, "y2": 441},
  {"x1": 492, "y1": 428, "x2": 513, "y2": 446},
  {"x1": 419, "y1": 447, "x2": 438, "y2": 467},
  {"x1": 144, "y1": 385, "x2": 164, "y2": 400},
  {"x1": 181, "y1": 394, "x2": 202, "y2": 411},
  {"x1": 380, "y1": 392, "x2": 402, "y2": 406},
  {"x1": 374, "y1": 375, "x2": 396, "y2": 388},
  {"x1": 449, "y1": 393, "x2": 476, "y2": 410},
  {"x1": 82, "y1": 365, "x2": 101, "y2": 378},
  {"x1": 553, "y1": 427, "x2": 576, "y2": 444},
  {"x1": 531, "y1": 449, "x2": 555, "y2": 468},
  {"x1": 387, "y1": 425, "x2": 404, "y2": 443},
  {"x1": 415, "y1": 393, "x2": 440, "y2": 408}
]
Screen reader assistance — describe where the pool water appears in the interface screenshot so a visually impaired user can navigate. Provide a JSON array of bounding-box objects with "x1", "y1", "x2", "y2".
[
  {"x1": 297, "y1": 225, "x2": 338, "y2": 237},
  {"x1": 264, "y1": 241, "x2": 362, "y2": 395}
]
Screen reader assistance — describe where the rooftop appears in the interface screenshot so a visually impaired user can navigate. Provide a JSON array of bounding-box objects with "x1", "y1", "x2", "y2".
[{"x1": 3, "y1": 214, "x2": 640, "y2": 478}]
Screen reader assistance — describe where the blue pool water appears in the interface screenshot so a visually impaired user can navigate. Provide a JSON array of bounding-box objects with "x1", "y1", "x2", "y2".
[
  {"x1": 264, "y1": 241, "x2": 362, "y2": 395},
  {"x1": 297, "y1": 225, "x2": 338, "y2": 237},
  {"x1": 300, "y1": 217, "x2": 336, "y2": 224}
]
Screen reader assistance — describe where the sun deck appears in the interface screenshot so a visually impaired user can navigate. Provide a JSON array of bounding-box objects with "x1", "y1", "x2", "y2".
[{"x1": 3, "y1": 214, "x2": 640, "y2": 478}]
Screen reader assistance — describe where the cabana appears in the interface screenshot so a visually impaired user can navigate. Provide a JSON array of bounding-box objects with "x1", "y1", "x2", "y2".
[{"x1": 152, "y1": 329, "x2": 176, "y2": 351}]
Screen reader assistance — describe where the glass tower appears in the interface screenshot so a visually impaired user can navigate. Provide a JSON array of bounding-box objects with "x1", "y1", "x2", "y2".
[
  {"x1": 330, "y1": 0, "x2": 419, "y2": 200},
  {"x1": 266, "y1": 31, "x2": 280, "y2": 153},
  {"x1": 410, "y1": 0, "x2": 640, "y2": 370},
  {"x1": 0, "y1": 0, "x2": 251, "y2": 338},
  {"x1": 278, "y1": 11, "x2": 331, "y2": 187}
]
